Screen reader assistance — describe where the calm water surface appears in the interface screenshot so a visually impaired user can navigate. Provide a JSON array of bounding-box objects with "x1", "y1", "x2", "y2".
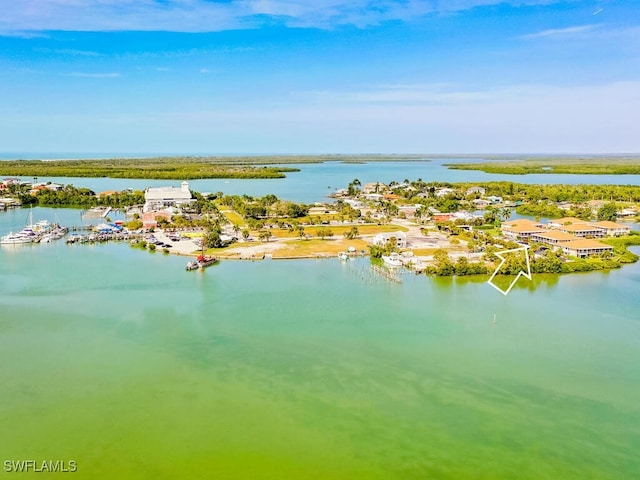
[
  {"x1": 1, "y1": 159, "x2": 640, "y2": 479},
  {"x1": 0, "y1": 204, "x2": 639, "y2": 478}
]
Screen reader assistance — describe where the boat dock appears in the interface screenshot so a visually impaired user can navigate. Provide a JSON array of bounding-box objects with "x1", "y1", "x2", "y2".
[
  {"x1": 81, "y1": 206, "x2": 115, "y2": 220},
  {"x1": 66, "y1": 231, "x2": 144, "y2": 244}
]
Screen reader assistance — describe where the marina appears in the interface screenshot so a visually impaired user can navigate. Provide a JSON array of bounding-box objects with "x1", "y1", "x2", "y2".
[{"x1": 0, "y1": 209, "x2": 68, "y2": 245}]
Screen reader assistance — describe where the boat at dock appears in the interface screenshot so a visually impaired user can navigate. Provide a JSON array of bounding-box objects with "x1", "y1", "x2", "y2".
[
  {"x1": 186, "y1": 255, "x2": 219, "y2": 271},
  {"x1": 1, "y1": 208, "x2": 69, "y2": 245},
  {"x1": 382, "y1": 252, "x2": 403, "y2": 267},
  {"x1": 1, "y1": 228, "x2": 37, "y2": 244}
]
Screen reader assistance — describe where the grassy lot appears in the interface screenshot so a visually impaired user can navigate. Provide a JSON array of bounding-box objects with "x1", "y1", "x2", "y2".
[
  {"x1": 177, "y1": 231, "x2": 205, "y2": 238},
  {"x1": 271, "y1": 238, "x2": 370, "y2": 258},
  {"x1": 219, "y1": 209, "x2": 246, "y2": 227},
  {"x1": 265, "y1": 223, "x2": 409, "y2": 239},
  {"x1": 409, "y1": 247, "x2": 469, "y2": 256}
]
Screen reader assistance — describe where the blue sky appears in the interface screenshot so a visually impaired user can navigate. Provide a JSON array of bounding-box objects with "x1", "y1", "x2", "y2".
[{"x1": 0, "y1": 0, "x2": 638, "y2": 154}]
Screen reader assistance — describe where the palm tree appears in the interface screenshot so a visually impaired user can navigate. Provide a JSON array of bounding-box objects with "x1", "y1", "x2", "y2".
[
  {"x1": 344, "y1": 226, "x2": 359, "y2": 239},
  {"x1": 499, "y1": 207, "x2": 512, "y2": 222},
  {"x1": 258, "y1": 230, "x2": 271, "y2": 242}
]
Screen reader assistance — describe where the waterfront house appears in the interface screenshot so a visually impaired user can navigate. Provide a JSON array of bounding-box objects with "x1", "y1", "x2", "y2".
[
  {"x1": 486, "y1": 195, "x2": 503, "y2": 204},
  {"x1": 432, "y1": 213, "x2": 455, "y2": 222},
  {"x1": 562, "y1": 239, "x2": 613, "y2": 258},
  {"x1": 372, "y1": 231, "x2": 407, "y2": 248},
  {"x1": 617, "y1": 208, "x2": 637, "y2": 218},
  {"x1": 501, "y1": 218, "x2": 545, "y2": 230},
  {"x1": 530, "y1": 230, "x2": 576, "y2": 247},
  {"x1": 502, "y1": 224, "x2": 546, "y2": 242},
  {"x1": 586, "y1": 200, "x2": 606, "y2": 215},
  {"x1": 142, "y1": 209, "x2": 174, "y2": 229},
  {"x1": 29, "y1": 184, "x2": 48, "y2": 195},
  {"x1": 452, "y1": 211, "x2": 477, "y2": 222},
  {"x1": 591, "y1": 221, "x2": 631, "y2": 237},
  {"x1": 556, "y1": 223, "x2": 604, "y2": 238},
  {"x1": 362, "y1": 182, "x2": 387, "y2": 194},
  {"x1": 344, "y1": 199, "x2": 364, "y2": 209},
  {"x1": 363, "y1": 193, "x2": 383, "y2": 202},
  {"x1": 435, "y1": 187, "x2": 456, "y2": 198},
  {"x1": 548, "y1": 217, "x2": 587, "y2": 228},
  {"x1": 397, "y1": 204, "x2": 420, "y2": 218},
  {"x1": 97, "y1": 190, "x2": 118, "y2": 198},
  {"x1": 557, "y1": 202, "x2": 574, "y2": 211},
  {"x1": 144, "y1": 181, "x2": 193, "y2": 213},
  {"x1": 472, "y1": 198, "x2": 490, "y2": 209},
  {"x1": 466, "y1": 186, "x2": 486, "y2": 196}
]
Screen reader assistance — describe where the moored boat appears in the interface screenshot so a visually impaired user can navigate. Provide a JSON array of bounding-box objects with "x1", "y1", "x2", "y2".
[
  {"x1": 382, "y1": 252, "x2": 403, "y2": 267},
  {"x1": 186, "y1": 255, "x2": 219, "y2": 271},
  {"x1": 1, "y1": 229, "x2": 37, "y2": 244},
  {"x1": 185, "y1": 260, "x2": 199, "y2": 271}
]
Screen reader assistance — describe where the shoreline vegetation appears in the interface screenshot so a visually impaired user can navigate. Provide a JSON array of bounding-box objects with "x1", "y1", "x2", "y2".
[
  {"x1": 444, "y1": 157, "x2": 640, "y2": 175},
  {"x1": 0, "y1": 155, "x2": 430, "y2": 180},
  {"x1": 2, "y1": 155, "x2": 640, "y2": 179}
]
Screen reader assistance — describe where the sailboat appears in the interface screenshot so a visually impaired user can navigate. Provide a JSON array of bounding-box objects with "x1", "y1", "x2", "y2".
[{"x1": 1, "y1": 208, "x2": 39, "y2": 244}]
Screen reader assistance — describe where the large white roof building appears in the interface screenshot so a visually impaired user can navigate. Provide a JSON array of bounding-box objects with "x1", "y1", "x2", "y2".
[{"x1": 143, "y1": 181, "x2": 193, "y2": 212}]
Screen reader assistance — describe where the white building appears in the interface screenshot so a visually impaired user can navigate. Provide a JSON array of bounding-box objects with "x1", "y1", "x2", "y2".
[
  {"x1": 562, "y1": 239, "x2": 614, "y2": 258},
  {"x1": 372, "y1": 231, "x2": 407, "y2": 248},
  {"x1": 435, "y1": 188, "x2": 456, "y2": 198},
  {"x1": 144, "y1": 181, "x2": 194, "y2": 213},
  {"x1": 466, "y1": 186, "x2": 486, "y2": 196},
  {"x1": 592, "y1": 221, "x2": 632, "y2": 237}
]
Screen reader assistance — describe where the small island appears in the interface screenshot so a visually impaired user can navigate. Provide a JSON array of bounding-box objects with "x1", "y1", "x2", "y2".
[{"x1": 445, "y1": 156, "x2": 640, "y2": 175}]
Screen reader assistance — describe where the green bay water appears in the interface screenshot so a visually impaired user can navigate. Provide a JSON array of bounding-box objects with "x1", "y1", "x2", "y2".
[{"x1": 0, "y1": 233, "x2": 639, "y2": 478}]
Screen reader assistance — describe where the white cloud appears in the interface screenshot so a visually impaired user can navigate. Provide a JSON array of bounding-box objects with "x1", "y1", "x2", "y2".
[
  {"x1": 34, "y1": 47, "x2": 102, "y2": 56},
  {"x1": 2, "y1": 80, "x2": 636, "y2": 153},
  {"x1": 229, "y1": 81, "x2": 640, "y2": 152},
  {"x1": 0, "y1": 30, "x2": 49, "y2": 38},
  {"x1": 520, "y1": 25, "x2": 597, "y2": 40},
  {"x1": 0, "y1": 0, "x2": 566, "y2": 33},
  {"x1": 294, "y1": 83, "x2": 491, "y2": 105},
  {"x1": 65, "y1": 72, "x2": 121, "y2": 78}
]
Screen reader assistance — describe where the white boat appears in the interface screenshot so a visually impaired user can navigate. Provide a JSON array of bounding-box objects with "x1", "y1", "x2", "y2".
[
  {"x1": 33, "y1": 220, "x2": 51, "y2": 232},
  {"x1": 2, "y1": 207, "x2": 38, "y2": 244},
  {"x1": 382, "y1": 252, "x2": 403, "y2": 267},
  {"x1": 337, "y1": 251, "x2": 349, "y2": 260},
  {"x1": 1, "y1": 229, "x2": 37, "y2": 244}
]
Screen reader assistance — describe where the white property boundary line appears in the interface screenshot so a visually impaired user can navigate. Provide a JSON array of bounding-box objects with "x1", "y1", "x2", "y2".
[{"x1": 487, "y1": 246, "x2": 532, "y2": 296}]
